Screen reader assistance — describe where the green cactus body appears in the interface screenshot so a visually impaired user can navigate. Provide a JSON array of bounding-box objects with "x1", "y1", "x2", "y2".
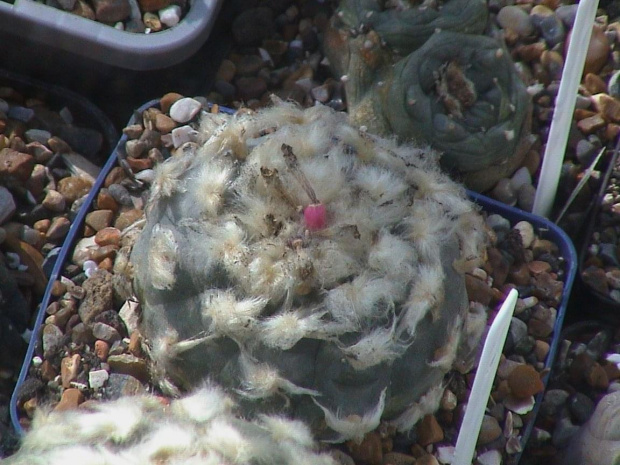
[
  {"x1": 130, "y1": 101, "x2": 486, "y2": 441},
  {"x1": 323, "y1": 1, "x2": 532, "y2": 192}
]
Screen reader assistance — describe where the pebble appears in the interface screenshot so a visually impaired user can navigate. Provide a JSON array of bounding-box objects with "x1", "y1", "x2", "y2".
[
  {"x1": 78, "y1": 269, "x2": 115, "y2": 324},
  {"x1": 497, "y1": 6, "x2": 535, "y2": 38},
  {"x1": 169, "y1": 97, "x2": 202, "y2": 124},
  {"x1": 41, "y1": 190, "x2": 66, "y2": 213},
  {"x1": 92, "y1": 322, "x2": 122, "y2": 344},
  {"x1": 0, "y1": 149, "x2": 35, "y2": 181},
  {"x1": 158, "y1": 4, "x2": 181, "y2": 28},
  {"x1": 104, "y1": 373, "x2": 147, "y2": 400},
  {"x1": 568, "y1": 392, "x2": 595, "y2": 425},
  {"x1": 107, "y1": 354, "x2": 149, "y2": 383},
  {"x1": 46, "y1": 217, "x2": 71, "y2": 241},
  {"x1": 60, "y1": 353, "x2": 81, "y2": 388},
  {"x1": 88, "y1": 369, "x2": 109, "y2": 390},
  {"x1": 54, "y1": 388, "x2": 84, "y2": 412},
  {"x1": 57, "y1": 176, "x2": 93, "y2": 204},
  {"x1": 478, "y1": 415, "x2": 502, "y2": 446},
  {"x1": 416, "y1": 414, "x2": 444, "y2": 447},
  {"x1": 85, "y1": 209, "x2": 114, "y2": 232},
  {"x1": 507, "y1": 364, "x2": 545, "y2": 399},
  {"x1": 346, "y1": 432, "x2": 383, "y2": 465},
  {"x1": 41, "y1": 323, "x2": 64, "y2": 359},
  {"x1": 0, "y1": 186, "x2": 16, "y2": 224}
]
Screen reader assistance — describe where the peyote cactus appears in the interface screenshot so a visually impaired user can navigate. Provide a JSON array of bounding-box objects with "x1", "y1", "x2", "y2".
[
  {"x1": 129, "y1": 100, "x2": 487, "y2": 442},
  {"x1": 323, "y1": 0, "x2": 533, "y2": 192},
  {"x1": 2, "y1": 386, "x2": 337, "y2": 465}
]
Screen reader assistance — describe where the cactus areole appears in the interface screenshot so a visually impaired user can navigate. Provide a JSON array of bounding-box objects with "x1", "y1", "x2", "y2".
[{"x1": 130, "y1": 100, "x2": 487, "y2": 442}]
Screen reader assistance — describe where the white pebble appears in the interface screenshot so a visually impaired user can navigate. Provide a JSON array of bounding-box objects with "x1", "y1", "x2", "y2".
[
  {"x1": 83, "y1": 260, "x2": 98, "y2": 272},
  {"x1": 159, "y1": 4, "x2": 182, "y2": 28},
  {"x1": 89, "y1": 369, "x2": 109, "y2": 390},
  {"x1": 32, "y1": 356, "x2": 43, "y2": 367},
  {"x1": 171, "y1": 125, "x2": 199, "y2": 148},
  {"x1": 114, "y1": 21, "x2": 124, "y2": 30},
  {"x1": 477, "y1": 449, "x2": 502, "y2": 465},
  {"x1": 135, "y1": 169, "x2": 156, "y2": 184},
  {"x1": 436, "y1": 445, "x2": 455, "y2": 464},
  {"x1": 605, "y1": 353, "x2": 620, "y2": 365},
  {"x1": 504, "y1": 395, "x2": 536, "y2": 414},
  {"x1": 513, "y1": 221, "x2": 535, "y2": 248},
  {"x1": 169, "y1": 97, "x2": 202, "y2": 123}
]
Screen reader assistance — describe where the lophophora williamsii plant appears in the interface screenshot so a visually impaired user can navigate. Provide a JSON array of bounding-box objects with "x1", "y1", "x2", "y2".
[
  {"x1": 3, "y1": 386, "x2": 338, "y2": 465},
  {"x1": 129, "y1": 99, "x2": 488, "y2": 442},
  {"x1": 323, "y1": 0, "x2": 533, "y2": 192}
]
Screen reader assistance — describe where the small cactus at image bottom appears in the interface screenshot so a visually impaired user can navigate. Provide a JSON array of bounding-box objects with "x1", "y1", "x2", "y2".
[
  {"x1": 129, "y1": 99, "x2": 488, "y2": 442},
  {"x1": 2, "y1": 386, "x2": 338, "y2": 465}
]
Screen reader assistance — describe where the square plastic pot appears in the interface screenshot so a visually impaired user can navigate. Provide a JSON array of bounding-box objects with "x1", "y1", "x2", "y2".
[
  {"x1": 0, "y1": 0, "x2": 223, "y2": 71},
  {"x1": 10, "y1": 102, "x2": 577, "y2": 464}
]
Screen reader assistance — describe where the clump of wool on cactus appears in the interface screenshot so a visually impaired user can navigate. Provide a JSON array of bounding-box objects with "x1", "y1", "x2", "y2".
[
  {"x1": 2, "y1": 386, "x2": 337, "y2": 465},
  {"x1": 129, "y1": 98, "x2": 488, "y2": 442}
]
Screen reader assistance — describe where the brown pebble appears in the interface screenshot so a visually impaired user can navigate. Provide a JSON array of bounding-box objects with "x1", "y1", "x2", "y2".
[
  {"x1": 347, "y1": 432, "x2": 383, "y2": 465},
  {"x1": 128, "y1": 331, "x2": 143, "y2": 357},
  {"x1": 416, "y1": 414, "x2": 444, "y2": 447},
  {"x1": 3, "y1": 235, "x2": 47, "y2": 294},
  {"x1": 160, "y1": 92, "x2": 184, "y2": 114},
  {"x1": 465, "y1": 274, "x2": 494, "y2": 306},
  {"x1": 85, "y1": 209, "x2": 114, "y2": 232},
  {"x1": 46, "y1": 217, "x2": 71, "y2": 241},
  {"x1": 216, "y1": 59, "x2": 236, "y2": 82},
  {"x1": 0, "y1": 148, "x2": 35, "y2": 182},
  {"x1": 72, "y1": 0, "x2": 96, "y2": 19},
  {"x1": 57, "y1": 176, "x2": 93, "y2": 204},
  {"x1": 90, "y1": 244, "x2": 118, "y2": 264},
  {"x1": 584, "y1": 73, "x2": 608, "y2": 95},
  {"x1": 507, "y1": 364, "x2": 544, "y2": 399},
  {"x1": 94, "y1": 227, "x2": 121, "y2": 247},
  {"x1": 107, "y1": 354, "x2": 149, "y2": 382},
  {"x1": 154, "y1": 113, "x2": 177, "y2": 134},
  {"x1": 508, "y1": 262, "x2": 531, "y2": 286},
  {"x1": 528, "y1": 260, "x2": 551, "y2": 275},
  {"x1": 477, "y1": 415, "x2": 502, "y2": 445},
  {"x1": 570, "y1": 352, "x2": 595, "y2": 384},
  {"x1": 51, "y1": 280, "x2": 67, "y2": 297},
  {"x1": 96, "y1": 188, "x2": 119, "y2": 212},
  {"x1": 54, "y1": 388, "x2": 84, "y2": 412},
  {"x1": 414, "y1": 454, "x2": 439, "y2": 465},
  {"x1": 42, "y1": 189, "x2": 66, "y2": 213},
  {"x1": 40, "y1": 359, "x2": 58, "y2": 382},
  {"x1": 94, "y1": 340, "x2": 110, "y2": 361},
  {"x1": 104, "y1": 166, "x2": 127, "y2": 187},
  {"x1": 573, "y1": 109, "x2": 597, "y2": 121},
  {"x1": 114, "y1": 208, "x2": 144, "y2": 231},
  {"x1": 592, "y1": 93, "x2": 620, "y2": 123},
  {"x1": 382, "y1": 452, "x2": 416, "y2": 465},
  {"x1": 33, "y1": 219, "x2": 50, "y2": 233},
  {"x1": 486, "y1": 247, "x2": 510, "y2": 287},
  {"x1": 523, "y1": 149, "x2": 541, "y2": 177},
  {"x1": 577, "y1": 113, "x2": 606, "y2": 134},
  {"x1": 60, "y1": 353, "x2": 82, "y2": 388},
  {"x1": 587, "y1": 363, "x2": 610, "y2": 390},
  {"x1": 22, "y1": 398, "x2": 37, "y2": 419},
  {"x1": 534, "y1": 340, "x2": 550, "y2": 362},
  {"x1": 47, "y1": 136, "x2": 71, "y2": 153},
  {"x1": 98, "y1": 257, "x2": 114, "y2": 272},
  {"x1": 126, "y1": 156, "x2": 153, "y2": 171}
]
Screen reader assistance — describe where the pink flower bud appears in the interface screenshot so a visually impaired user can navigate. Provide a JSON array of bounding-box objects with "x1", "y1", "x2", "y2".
[{"x1": 304, "y1": 203, "x2": 326, "y2": 231}]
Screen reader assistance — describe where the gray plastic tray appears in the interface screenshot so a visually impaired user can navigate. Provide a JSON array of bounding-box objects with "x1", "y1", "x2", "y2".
[{"x1": 0, "y1": 0, "x2": 223, "y2": 70}]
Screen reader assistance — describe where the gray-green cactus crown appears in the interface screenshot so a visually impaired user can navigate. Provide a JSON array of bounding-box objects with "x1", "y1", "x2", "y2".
[
  {"x1": 129, "y1": 100, "x2": 487, "y2": 442},
  {"x1": 322, "y1": 0, "x2": 532, "y2": 192}
]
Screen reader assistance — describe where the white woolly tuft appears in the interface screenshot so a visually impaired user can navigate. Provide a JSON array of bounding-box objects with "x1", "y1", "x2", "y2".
[
  {"x1": 238, "y1": 353, "x2": 321, "y2": 399},
  {"x1": 258, "y1": 414, "x2": 316, "y2": 447},
  {"x1": 428, "y1": 314, "x2": 463, "y2": 371},
  {"x1": 170, "y1": 385, "x2": 236, "y2": 423},
  {"x1": 191, "y1": 160, "x2": 233, "y2": 217},
  {"x1": 340, "y1": 319, "x2": 406, "y2": 369},
  {"x1": 259, "y1": 310, "x2": 327, "y2": 350},
  {"x1": 354, "y1": 165, "x2": 408, "y2": 204},
  {"x1": 201, "y1": 290, "x2": 268, "y2": 337},
  {"x1": 129, "y1": 423, "x2": 197, "y2": 461},
  {"x1": 150, "y1": 155, "x2": 190, "y2": 201},
  {"x1": 148, "y1": 224, "x2": 178, "y2": 290},
  {"x1": 202, "y1": 418, "x2": 256, "y2": 463},
  {"x1": 312, "y1": 388, "x2": 387, "y2": 442},
  {"x1": 398, "y1": 264, "x2": 445, "y2": 337},
  {"x1": 388, "y1": 383, "x2": 446, "y2": 432}
]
